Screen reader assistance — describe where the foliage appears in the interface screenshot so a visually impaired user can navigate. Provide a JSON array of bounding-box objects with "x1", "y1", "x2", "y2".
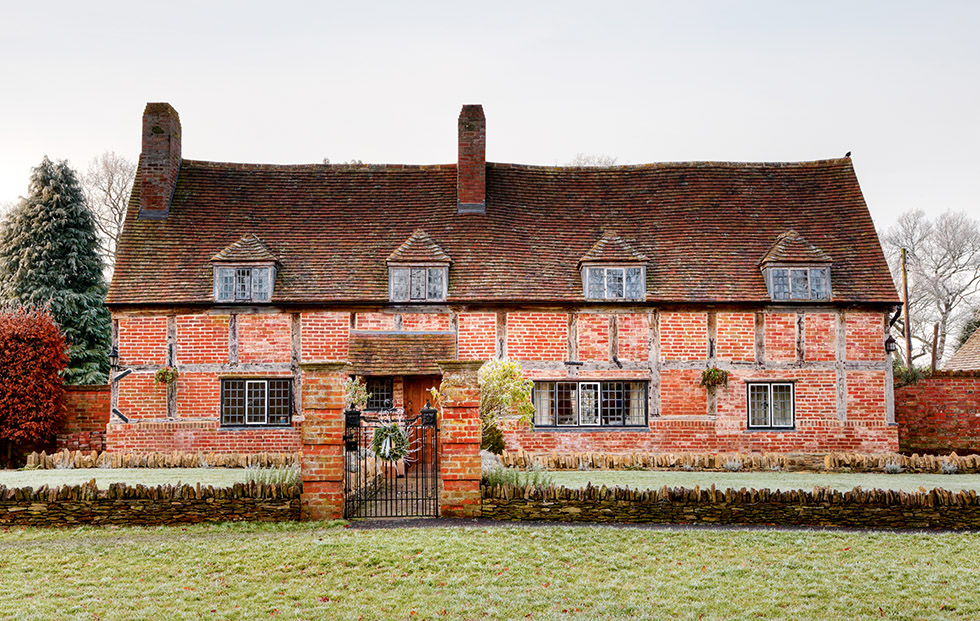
[
  {"x1": 723, "y1": 458, "x2": 743, "y2": 472},
  {"x1": 154, "y1": 367, "x2": 179, "y2": 385},
  {"x1": 245, "y1": 464, "x2": 300, "y2": 487},
  {"x1": 892, "y1": 359, "x2": 928, "y2": 388},
  {"x1": 483, "y1": 463, "x2": 554, "y2": 488},
  {"x1": 343, "y1": 376, "x2": 369, "y2": 410},
  {"x1": 370, "y1": 424, "x2": 409, "y2": 461},
  {"x1": 884, "y1": 461, "x2": 904, "y2": 474},
  {"x1": 956, "y1": 306, "x2": 980, "y2": 350},
  {"x1": 0, "y1": 157, "x2": 111, "y2": 384},
  {"x1": 81, "y1": 151, "x2": 136, "y2": 273},
  {"x1": 699, "y1": 367, "x2": 729, "y2": 388},
  {"x1": 883, "y1": 209, "x2": 980, "y2": 364},
  {"x1": 0, "y1": 307, "x2": 69, "y2": 465},
  {"x1": 477, "y1": 359, "x2": 535, "y2": 429},
  {"x1": 480, "y1": 420, "x2": 505, "y2": 454},
  {"x1": 941, "y1": 460, "x2": 960, "y2": 475},
  {"x1": 565, "y1": 153, "x2": 619, "y2": 166}
]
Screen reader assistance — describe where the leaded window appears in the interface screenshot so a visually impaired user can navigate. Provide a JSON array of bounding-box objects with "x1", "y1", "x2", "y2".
[
  {"x1": 221, "y1": 378, "x2": 291, "y2": 426},
  {"x1": 389, "y1": 267, "x2": 447, "y2": 302},
  {"x1": 766, "y1": 267, "x2": 831, "y2": 301},
  {"x1": 533, "y1": 380, "x2": 647, "y2": 427},
  {"x1": 364, "y1": 377, "x2": 394, "y2": 411},
  {"x1": 214, "y1": 266, "x2": 275, "y2": 302},
  {"x1": 584, "y1": 266, "x2": 645, "y2": 300},
  {"x1": 747, "y1": 382, "x2": 795, "y2": 429}
]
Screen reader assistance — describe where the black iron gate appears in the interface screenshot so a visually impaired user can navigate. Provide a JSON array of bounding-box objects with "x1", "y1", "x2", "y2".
[{"x1": 343, "y1": 405, "x2": 439, "y2": 518}]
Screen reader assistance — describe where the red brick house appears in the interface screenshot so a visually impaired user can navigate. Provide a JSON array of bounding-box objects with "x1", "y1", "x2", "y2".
[{"x1": 105, "y1": 102, "x2": 901, "y2": 456}]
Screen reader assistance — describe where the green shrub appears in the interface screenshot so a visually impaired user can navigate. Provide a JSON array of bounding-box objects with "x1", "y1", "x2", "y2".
[
  {"x1": 245, "y1": 464, "x2": 300, "y2": 487},
  {"x1": 483, "y1": 464, "x2": 554, "y2": 488},
  {"x1": 481, "y1": 421, "x2": 505, "y2": 455}
]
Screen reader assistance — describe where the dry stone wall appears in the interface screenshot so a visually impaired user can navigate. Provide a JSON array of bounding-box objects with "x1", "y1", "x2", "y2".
[
  {"x1": 0, "y1": 481, "x2": 299, "y2": 527},
  {"x1": 25, "y1": 450, "x2": 298, "y2": 469},
  {"x1": 483, "y1": 483, "x2": 980, "y2": 530}
]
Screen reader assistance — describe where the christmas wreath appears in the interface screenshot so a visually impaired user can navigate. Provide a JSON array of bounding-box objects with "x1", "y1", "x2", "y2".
[{"x1": 371, "y1": 424, "x2": 409, "y2": 461}]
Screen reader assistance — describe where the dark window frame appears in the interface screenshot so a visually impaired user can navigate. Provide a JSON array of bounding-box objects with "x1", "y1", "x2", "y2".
[
  {"x1": 745, "y1": 381, "x2": 796, "y2": 431},
  {"x1": 214, "y1": 265, "x2": 275, "y2": 303},
  {"x1": 364, "y1": 376, "x2": 395, "y2": 411},
  {"x1": 582, "y1": 265, "x2": 646, "y2": 301},
  {"x1": 389, "y1": 265, "x2": 448, "y2": 302},
  {"x1": 220, "y1": 378, "x2": 292, "y2": 427},
  {"x1": 532, "y1": 380, "x2": 649, "y2": 428},
  {"x1": 765, "y1": 266, "x2": 831, "y2": 301}
]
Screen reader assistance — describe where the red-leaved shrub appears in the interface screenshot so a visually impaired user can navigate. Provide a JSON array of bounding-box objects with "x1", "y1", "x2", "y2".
[{"x1": 0, "y1": 307, "x2": 69, "y2": 464}]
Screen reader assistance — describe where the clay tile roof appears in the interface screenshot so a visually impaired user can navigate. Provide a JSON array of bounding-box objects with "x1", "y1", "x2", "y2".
[
  {"x1": 387, "y1": 228, "x2": 451, "y2": 264},
  {"x1": 107, "y1": 158, "x2": 899, "y2": 306},
  {"x1": 759, "y1": 229, "x2": 833, "y2": 265},
  {"x1": 579, "y1": 230, "x2": 649, "y2": 265},
  {"x1": 945, "y1": 328, "x2": 980, "y2": 371},
  {"x1": 348, "y1": 331, "x2": 455, "y2": 375},
  {"x1": 211, "y1": 233, "x2": 279, "y2": 263}
]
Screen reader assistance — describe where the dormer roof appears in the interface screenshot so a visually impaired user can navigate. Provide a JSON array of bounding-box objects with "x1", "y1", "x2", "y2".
[
  {"x1": 579, "y1": 230, "x2": 649, "y2": 266},
  {"x1": 211, "y1": 233, "x2": 279, "y2": 264},
  {"x1": 387, "y1": 229, "x2": 451, "y2": 264},
  {"x1": 760, "y1": 229, "x2": 832, "y2": 265}
]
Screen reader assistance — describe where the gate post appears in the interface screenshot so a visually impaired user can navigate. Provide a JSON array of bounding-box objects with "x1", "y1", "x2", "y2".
[
  {"x1": 436, "y1": 361, "x2": 484, "y2": 518},
  {"x1": 299, "y1": 362, "x2": 350, "y2": 521}
]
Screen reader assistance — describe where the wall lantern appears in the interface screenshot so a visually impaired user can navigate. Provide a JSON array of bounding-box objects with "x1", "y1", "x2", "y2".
[
  {"x1": 109, "y1": 345, "x2": 119, "y2": 368},
  {"x1": 884, "y1": 335, "x2": 898, "y2": 354}
]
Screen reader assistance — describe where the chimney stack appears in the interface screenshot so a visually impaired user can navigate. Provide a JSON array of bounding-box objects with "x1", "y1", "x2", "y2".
[
  {"x1": 139, "y1": 102, "x2": 181, "y2": 220},
  {"x1": 457, "y1": 104, "x2": 486, "y2": 214}
]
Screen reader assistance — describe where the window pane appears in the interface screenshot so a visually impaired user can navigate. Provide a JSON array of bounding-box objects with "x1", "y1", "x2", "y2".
[
  {"x1": 365, "y1": 377, "x2": 393, "y2": 411},
  {"x1": 790, "y1": 269, "x2": 809, "y2": 300},
  {"x1": 601, "y1": 382, "x2": 625, "y2": 426},
  {"x1": 533, "y1": 382, "x2": 554, "y2": 426},
  {"x1": 748, "y1": 385, "x2": 770, "y2": 427},
  {"x1": 268, "y1": 379, "x2": 291, "y2": 425},
  {"x1": 217, "y1": 268, "x2": 235, "y2": 302},
  {"x1": 555, "y1": 383, "x2": 578, "y2": 425},
  {"x1": 579, "y1": 383, "x2": 599, "y2": 425},
  {"x1": 587, "y1": 268, "x2": 605, "y2": 299},
  {"x1": 235, "y1": 268, "x2": 251, "y2": 301},
  {"x1": 772, "y1": 385, "x2": 794, "y2": 426},
  {"x1": 810, "y1": 268, "x2": 830, "y2": 300},
  {"x1": 625, "y1": 268, "x2": 643, "y2": 299},
  {"x1": 410, "y1": 268, "x2": 426, "y2": 300},
  {"x1": 627, "y1": 382, "x2": 646, "y2": 425},
  {"x1": 771, "y1": 268, "x2": 790, "y2": 300},
  {"x1": 427, "y1": 268, "x2": 445, "y2": 301},
  {"x1": 246, "y1": 381, "x2": 267, "y2": 424},
  {"x1": 391, "y1": 268, "x2": 409, "y2": 301},
  {"x1": 252, "y1": 267, "x2": 270, "y2": 301},
  {"x1": 607, "y1": 268, "x2": 624, "y2": 299},
  {"x1": 222, "y1": 379, "x2": 245, "y2": 425}
]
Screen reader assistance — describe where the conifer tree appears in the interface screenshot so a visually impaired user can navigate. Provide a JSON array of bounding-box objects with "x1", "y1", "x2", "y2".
[{"x1": 0, "y1": 157, "x2": 111, "y2": 384}]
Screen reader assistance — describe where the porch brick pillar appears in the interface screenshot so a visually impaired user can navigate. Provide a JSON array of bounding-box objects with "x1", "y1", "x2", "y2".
[
  {"x1": 299, "y1": 362, "x2": 349, "y2": 521},
  {"x1": 436, "y1": 360, "x2": 484, "y2": 518}
]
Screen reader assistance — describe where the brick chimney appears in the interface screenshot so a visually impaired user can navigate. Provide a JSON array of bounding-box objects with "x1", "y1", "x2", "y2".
[
  {"x1": 457, "y1": 104, "x2": 486, "y2": 214},
  {"x1": 139, "y1": 102, "x2": 181, "y2": 220}
]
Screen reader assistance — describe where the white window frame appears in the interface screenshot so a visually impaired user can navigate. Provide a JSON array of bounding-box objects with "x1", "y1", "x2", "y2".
[
  {"x1": 764, "y1": 265, "x2": 831, "y2": 301},
  {"x1": 532, "y1": 380, "x2": 648, "y2": 428},
  {"x1": 213, "y1": 264, "x2": 276, "y2": 303},
  {"x1": 221, "y1": 378, "x2": 292, "y2": 427},
  {"x1": 746, "y1": 382, "x2": 795, "y2": 430},
  {"x1": 582, "y1": 265, "x2": 646, "y2": 301},
  {"x1": 388, "y1": 264, "x2": 448, "y2": 302}
]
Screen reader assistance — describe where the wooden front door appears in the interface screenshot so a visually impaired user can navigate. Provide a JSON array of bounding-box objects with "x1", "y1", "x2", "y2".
[{"x1": 403, "y1": 375, "x2": 441, "y2": 417}]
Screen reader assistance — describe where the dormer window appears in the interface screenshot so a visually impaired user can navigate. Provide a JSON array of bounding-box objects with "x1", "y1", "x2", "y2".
[
  {"x1": 215, "y1": 266, "x2": 275, "y2": 302},
  {"x1": 584, "y1": 266, "x2": 645, "y2": 300},
  {"x1": 765, "y1": 266, "x2": 831, "y2": 301},
  {"x1": 389, "y1": 266, "x2": 447, "y2": 302}
]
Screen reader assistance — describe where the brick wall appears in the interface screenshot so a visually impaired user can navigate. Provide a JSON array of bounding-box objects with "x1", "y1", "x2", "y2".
[
  {"x1": 716, "y1": 312, "x2": 754, "y2": 362},
  {"x1": 118, "y1": 317, "x2": 167, "y2": 365},
  {"x1": 507, "y1": 312, "x2": 567, "y2": 361},
  {"x1": 660, "y1": 312, "x2": 706, "y2": 360},
  {"x1": 618, "y1": 313, "x2": 649, "y2": 361},
  {"x1": 57, "y1": 385, "x2": 110, "y2": 452},
  {"x1": 764, "y1": 313, "x2": 796, "y2": 362},
  {"x1": 457, "y1": 313, "x2": 496, "y2": 360},
  {"x1": 238, "y1": 313, "x2": 291, "y2": 363},
  {"x1": 896, "y1": 371, "x2": 980, "y2": 453},
  {"x1": 577, "y1": 313, "x2": 609, "y2": 361},
  {"x1": 846, "y1": 311, "x2": 884, "y2": 361},
  {"x1": 176, "y1": 314, "x2": 229, "y2": 364},
  {"x1": 107, "y1": 421, "x2": 301, "y2": 453}
]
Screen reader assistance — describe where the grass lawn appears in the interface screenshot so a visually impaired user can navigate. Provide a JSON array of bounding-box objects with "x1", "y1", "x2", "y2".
[
  {"x1": 0, "y1": 521, "x2": 978, "y2": 619},
  {"x1": 546, "y1": 470, "x2": 980, "y2": 493},
  {"x1": 0, "y1": 468, "x2": 248, "y2": 489}
]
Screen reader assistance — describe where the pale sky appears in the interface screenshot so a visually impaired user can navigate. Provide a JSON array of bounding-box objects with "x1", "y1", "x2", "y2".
[{"x1": 1, "y1": 1, "x2": 978, "y2": 231}]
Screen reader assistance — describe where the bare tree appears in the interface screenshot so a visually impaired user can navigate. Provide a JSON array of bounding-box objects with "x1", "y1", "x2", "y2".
[
  {"x1": 883, "y1": 209, "x2": 980, "y2": 364},
  {"x1": 566, "y1": 153, "x2": 619, "y2": 167},
  {"x1": 82, "y1": 151, "x2": 136, "y2": 271}
]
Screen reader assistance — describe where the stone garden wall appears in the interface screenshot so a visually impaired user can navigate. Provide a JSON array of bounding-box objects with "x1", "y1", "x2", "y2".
[
  {"x1": 25, "y1": 449, "x2": 298, "y2": 469},
  {"x1": 0, "y1": 481, "x2": 299, "y2": 527},
  {"x1": 483, "y1": 483, "x2": 980, "y2": 530}
]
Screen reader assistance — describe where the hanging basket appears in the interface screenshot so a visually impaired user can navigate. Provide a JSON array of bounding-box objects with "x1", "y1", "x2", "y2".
[
  {"x1": 699, "y1": 367, "x2": 729, "y2": 388},
  {"x1": 371, "y1": 424, "x2": 409, "y2": 462},
  {"x1": 154, "y1": 367, "x2": 179, "y2": 385}
]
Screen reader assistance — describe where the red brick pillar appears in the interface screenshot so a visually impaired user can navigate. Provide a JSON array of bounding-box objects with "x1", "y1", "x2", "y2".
[
  {"x1": 300, "y1": 363, "x2": 349, "y2": 521},
  {"x1": 436, "y1": 361, "x2": 484, "y2": 518}
]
